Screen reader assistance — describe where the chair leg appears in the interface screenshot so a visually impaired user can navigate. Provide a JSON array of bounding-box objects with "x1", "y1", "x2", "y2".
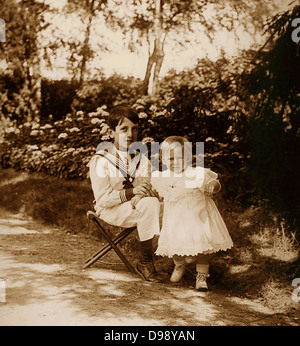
[
  {"x1": 85, "y1": 216, "x2": 136, "y2": 274},
  {"x1": 84, "y1": 228, "x2": 133, "y2": 263},
  {"x1": 83, "y1": 227, "x2": 134, "y2": 269}
]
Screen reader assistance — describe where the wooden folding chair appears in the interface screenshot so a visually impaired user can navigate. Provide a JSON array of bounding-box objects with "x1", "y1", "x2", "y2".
[{"x1": 84, "y1": 211, "x2": 137, "y2": 273}]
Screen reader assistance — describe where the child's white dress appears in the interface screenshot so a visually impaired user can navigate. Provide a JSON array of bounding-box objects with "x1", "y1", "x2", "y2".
[{"x1": 151, "y1": 166, "x2": 233, "y2": 258}]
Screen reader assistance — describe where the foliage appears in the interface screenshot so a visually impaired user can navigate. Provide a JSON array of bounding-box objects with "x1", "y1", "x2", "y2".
[
  {"x1": 0, "y1": 54, "x2": 254, "y2": 203},
  {"x1": 0, "y1": 0, "x2": 50, "y2": 122},
  {"x1": 41, "y1": 79, "x2": 80, "y2": 121},
  {"x1": 70, "y1": 74, "x2": 142, "y2": 114},
  {"x1": 0, "y1": 106, "x2": 111, "y2": 179},
  {"x1": 0, "y1": 73, "x2": 140, "y2": 123},
  {"x1": 241, "y1": 5, "x2": 300, "y2": 230},
  {"x1": 64, "y1": 0, "x2": 109, "y2": 84},
  {"x1": 105, "y1": 0, "x2": 275, "y2": 94}
]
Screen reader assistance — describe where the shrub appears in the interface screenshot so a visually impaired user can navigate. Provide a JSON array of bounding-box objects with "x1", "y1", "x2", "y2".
[
  {"x1": 0, "y1": 56, "x2": 250, "y2": 203},
  {"x1": 241, "y1": 5, "x2": 300, "y2": 231},
  {"x1": 0, "y1": 106, "x2": 112, "y2": 179},
  {"x1": 70, "y1": 74, "x2": 142, "y2": 114},
  {"x1": 41, "y1": 79, "x2": 80, "y2": 122}
]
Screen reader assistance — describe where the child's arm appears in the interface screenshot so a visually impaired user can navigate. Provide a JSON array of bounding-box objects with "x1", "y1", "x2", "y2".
[{"x1": 200, "y1": 168, "x2": 221, "y2": 195}]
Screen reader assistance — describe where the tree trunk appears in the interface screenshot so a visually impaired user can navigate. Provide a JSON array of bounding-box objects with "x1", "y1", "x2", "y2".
[
  {"x1": 142, "y1": 0, "x2": 165, "y2": 96},
  {"x1": 22, "y1": 0, "x2": 41, "y2": 122},
  {"x1": 141, "y1": 48, "x2": 155, "y2": 95},
  {"x1": 29, "y1": 55, "x2": 42, "y2": 122},
  {"x1": 151, "y1": 41, "x2": 164, "y2": 95},
  {"x1": 79, "y1": 0, "x2": 95, "y2": 85}
]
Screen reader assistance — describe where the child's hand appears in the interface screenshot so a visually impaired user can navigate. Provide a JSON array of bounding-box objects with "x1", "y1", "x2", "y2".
[
  {"x1": 133, "y1": 182, "x2": 160, "y2": 198},
  {"x1": 202, "y1": 181, "x2": 221, "y2": 195},
  {"x1": 131, "y1": 195, "x2": 144, "y2": 209},
  {"x1": 148, "y1": 188, "x2": 160, "y2": 198},
  {"x1": 133, "y1": 182, "x2": 152, "y2": 196},
  {"x1": 202, "y1": 183, "x2": 215, "y2": 195},
  {"x1": 150, "y1": 189, "x2": 163, "y2": 202}
]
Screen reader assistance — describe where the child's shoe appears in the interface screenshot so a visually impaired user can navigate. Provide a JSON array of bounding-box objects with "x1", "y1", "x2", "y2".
[
  {"x1": 195, "y1": 273, "x2": 209, "y2": 291},
  {"x1": 170, "y1": 263, "x2": 187, "y2": 283}
]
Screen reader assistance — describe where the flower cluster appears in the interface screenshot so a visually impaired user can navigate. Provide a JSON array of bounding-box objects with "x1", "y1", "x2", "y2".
[
  {"x1": 0, "y1": 106, "x2": 113, "y2": 179},
  {"x1": 1, "y1": 91, "x2": 245, "y2": 185}
]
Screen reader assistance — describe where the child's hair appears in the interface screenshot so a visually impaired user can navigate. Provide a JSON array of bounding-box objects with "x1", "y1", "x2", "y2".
[
  {"x1": 107, "y1": 105, "x2": 140, "y2": 130},
  {"x1": 161, "y1": 136, "x2": 192, "y2": 166}
]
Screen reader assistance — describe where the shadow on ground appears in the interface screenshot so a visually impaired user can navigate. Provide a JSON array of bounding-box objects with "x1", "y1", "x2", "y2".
[{"x1": 0, "y1": 212, "x2": 298, "y2": 326}]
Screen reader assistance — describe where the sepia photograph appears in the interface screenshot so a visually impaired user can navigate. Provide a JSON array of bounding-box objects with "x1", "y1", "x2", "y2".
[{"x1": 0, "y1": 0, "x2": 299, "y2": 329}]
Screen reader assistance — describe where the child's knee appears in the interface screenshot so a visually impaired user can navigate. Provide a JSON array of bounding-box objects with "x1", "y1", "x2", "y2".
[{"x1": 136, "y1": 196, "x2": 160, "y2": 213}]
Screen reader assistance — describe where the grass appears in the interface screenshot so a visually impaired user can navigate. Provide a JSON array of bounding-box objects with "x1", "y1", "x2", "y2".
[
  {"x1": 0, "y1": 168, "x2": 95, "y2": 235},
  {"x1": 0, "y1": 167, "x2": 299, "y2": 314}
]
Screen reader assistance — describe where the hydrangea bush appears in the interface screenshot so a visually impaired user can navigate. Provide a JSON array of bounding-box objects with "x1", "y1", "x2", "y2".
[
  {"x1": 0, "y1": 105, "x2": 113, "y2": 179},
  {"x1": 0, "y1": 93, "x2": 247, "y2": 204}
]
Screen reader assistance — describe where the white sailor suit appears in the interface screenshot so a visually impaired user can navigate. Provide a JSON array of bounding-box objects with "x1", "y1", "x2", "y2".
[{"x1": 88, "y1": 142, "x2": 160, "y2": 241}]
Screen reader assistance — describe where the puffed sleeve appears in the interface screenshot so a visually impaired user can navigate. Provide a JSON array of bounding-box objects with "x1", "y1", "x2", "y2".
[
  {"x1": 202, "y1": 168, "x2": 221, "y2": 193},
  {"x1": 89, "y1": 155, "x2": 124, "y2": 209},
  {"x1": 184, "y1": 166, "x2": 205, "y2": 188}
]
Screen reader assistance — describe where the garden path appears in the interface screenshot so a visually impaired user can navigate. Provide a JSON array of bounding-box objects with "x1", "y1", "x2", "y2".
[{"x1": 0, "y1": 208, "x2": 298, "y2": 327}]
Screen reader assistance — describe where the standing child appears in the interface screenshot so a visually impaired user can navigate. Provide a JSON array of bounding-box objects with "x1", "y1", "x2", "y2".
[{"x1": 150, "y1": 136, "x2": 233, "y2": 291}]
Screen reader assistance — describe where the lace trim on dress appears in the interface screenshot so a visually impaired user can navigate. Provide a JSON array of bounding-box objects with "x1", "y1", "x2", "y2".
[{"x1": 155, "y1": 241, "x2": 233, "y2": 258}]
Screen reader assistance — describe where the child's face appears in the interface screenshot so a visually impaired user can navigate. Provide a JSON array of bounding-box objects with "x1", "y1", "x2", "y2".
[
  {"x1": 112, "y1": 117, "x2": 139, "y2": 150},
  {"x1": 164, "y1": 146, "x2": 185, "y2": 173}
]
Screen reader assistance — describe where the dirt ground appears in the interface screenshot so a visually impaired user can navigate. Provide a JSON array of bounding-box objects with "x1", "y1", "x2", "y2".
[{"x1": 0, "y1": 208, "x2": 299, "y2": 326}]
